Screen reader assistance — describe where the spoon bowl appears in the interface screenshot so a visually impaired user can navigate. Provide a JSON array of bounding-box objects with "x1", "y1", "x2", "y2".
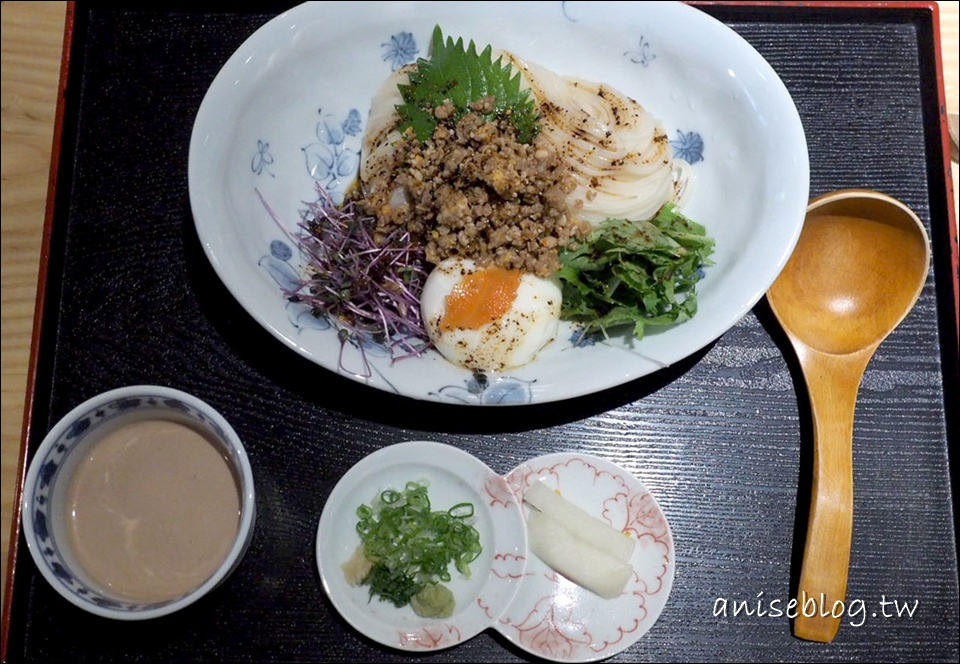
[{"x1": 766, "y1": 189, "x2": 930, "y2": 643}]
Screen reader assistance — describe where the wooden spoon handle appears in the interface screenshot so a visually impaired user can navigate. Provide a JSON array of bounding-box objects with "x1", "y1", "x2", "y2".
[{"x1": 793, "y1": 348, "x2": 871, "y2": 643}]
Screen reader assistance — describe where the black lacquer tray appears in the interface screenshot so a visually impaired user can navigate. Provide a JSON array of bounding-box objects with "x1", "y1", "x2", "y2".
[{"x1": 3, "y1": 2, "x2": 958, "y2": 662}]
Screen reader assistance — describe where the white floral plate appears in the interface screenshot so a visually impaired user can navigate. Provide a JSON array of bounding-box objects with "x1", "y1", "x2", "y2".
[
  {"x1": 500, "y1": 453, "x2": 674, "y2": 661},
  {"x1": 188, "y1": 1, "x2": 809, "y2": 405},
  {"x1": 315, "y1": 442, "x2": 674, "y2": 661}
]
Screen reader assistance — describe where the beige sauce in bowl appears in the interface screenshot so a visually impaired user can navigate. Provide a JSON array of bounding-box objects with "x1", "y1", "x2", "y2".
[{"x1": 66, "y1": 419, "x2": 241, "y2": 603}]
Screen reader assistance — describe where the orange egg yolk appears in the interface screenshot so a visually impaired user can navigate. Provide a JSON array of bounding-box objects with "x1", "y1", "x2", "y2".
[{"x1": 440, "y1": 266, "x2": 522, "y2": 331}]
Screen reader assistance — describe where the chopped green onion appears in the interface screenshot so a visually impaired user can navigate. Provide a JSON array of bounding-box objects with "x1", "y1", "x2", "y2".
[
  {"x1": 354, "y1": 481, "x2": 481, "y2": 609},
  {"x1": 448, "y1": 503, "x2": 474, "y2": 518},
  {"x1": 380, "y1": 489, "x2": 400, "y2": 505}
]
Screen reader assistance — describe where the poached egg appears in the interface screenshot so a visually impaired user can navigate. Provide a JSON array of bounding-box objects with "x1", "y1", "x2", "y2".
[{"x1": 420, "y1": 258, "x2": 563, "y2": 372}]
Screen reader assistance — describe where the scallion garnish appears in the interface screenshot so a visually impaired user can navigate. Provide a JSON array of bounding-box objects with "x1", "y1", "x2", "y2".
[{"x1": 354, "y1": 481, "x2": 481, "y2": 609}]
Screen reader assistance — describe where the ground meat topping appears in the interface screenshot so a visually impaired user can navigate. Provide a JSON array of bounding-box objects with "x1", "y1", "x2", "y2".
[{"x1": 356, "y1": 102, "x2": 587, "y2": 276}]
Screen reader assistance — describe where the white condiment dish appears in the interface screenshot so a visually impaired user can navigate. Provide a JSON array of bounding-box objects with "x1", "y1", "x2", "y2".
[
  {"x1": 316, "y1": 441, "x2": 528, "y2": 652},
  {"x1": 316, "y1": 441, "x2": 674, "y2": 662},
  {"x1": 20, "y1": 385, "x2": 256, "y2": 620}
]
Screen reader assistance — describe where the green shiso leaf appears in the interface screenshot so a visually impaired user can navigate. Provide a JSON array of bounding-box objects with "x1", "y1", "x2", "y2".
[
  {"x1": 396, "y1": 25, "x2": 540, "y2": 143},
  {"x1": 557, "y1": 203, "x2": 716, "y2": 340}
]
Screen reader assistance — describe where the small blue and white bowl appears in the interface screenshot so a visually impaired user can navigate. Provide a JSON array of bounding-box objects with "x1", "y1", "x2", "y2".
[{"x1": 20, "y1": 385, "x2": 256, "y2": 620}]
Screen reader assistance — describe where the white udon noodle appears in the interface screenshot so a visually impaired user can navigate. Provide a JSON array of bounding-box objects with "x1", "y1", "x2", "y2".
[{"x1": 360, "y1": 51, "x2": 690, "y2": 226}]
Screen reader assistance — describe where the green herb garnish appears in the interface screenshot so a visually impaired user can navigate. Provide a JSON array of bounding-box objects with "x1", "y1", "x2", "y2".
[
  {"x1": 396, "y1": 25, "x2": 540, "y2": 143},
  {"x1": 557, "y1": 203, "x2": 716, "y2": 340},
  {"x1": 354, "y1": 481, "x2": 482, "y2": 610}
]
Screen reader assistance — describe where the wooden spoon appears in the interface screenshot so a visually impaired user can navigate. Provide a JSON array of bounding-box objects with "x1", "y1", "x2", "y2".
[{"x1": 766, "y1": 189, "x2": 930, "y2": 643}]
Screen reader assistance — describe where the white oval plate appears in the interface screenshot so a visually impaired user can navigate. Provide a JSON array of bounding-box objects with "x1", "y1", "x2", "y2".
[
  {"x1": 189, "y1": 1, "x2": 809, "y2": 405},
  {"x1": 316, "y1": 442, "x2": 673, "y2": 661},
  {"x1": 315, "y1": 441, "x2": 527, "y2": 651}
]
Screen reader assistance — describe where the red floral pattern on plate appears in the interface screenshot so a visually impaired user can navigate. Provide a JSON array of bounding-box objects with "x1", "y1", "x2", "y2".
[
  {"x1": 497, "y1": 453, "x2": 675, "y2": 662},
  {"x1": 398, "y1": 624, "x2": 463, "y2": 649}
]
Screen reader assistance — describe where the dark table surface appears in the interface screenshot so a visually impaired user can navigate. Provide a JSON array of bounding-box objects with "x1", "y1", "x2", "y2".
[{"x1": 3, "y1": 2, "x2": 958, "y2": 662}]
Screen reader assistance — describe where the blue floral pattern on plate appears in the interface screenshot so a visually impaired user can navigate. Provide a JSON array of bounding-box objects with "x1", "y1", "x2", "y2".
[
  {"x1": 671, "y1": 129, "x2": 705, "y2": 163},
  {"x1": 382, "y1": 31, "x2": 418, "y2": 70},
  {"x1": 624, "y1": 36, "x2": 656, "y2": 67},
  {"x1": 252, "y1": 139, "x2": 275, "y2": 177},
  {"x1": 256, "y1": 239, "x2": 332, "y2": 334},
  {"x1": 431, "y1": 373, "x2": 536, "y2": 405},
  {"x1": 302, "y1": 110, "x2": 363, "y2": 202}
]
